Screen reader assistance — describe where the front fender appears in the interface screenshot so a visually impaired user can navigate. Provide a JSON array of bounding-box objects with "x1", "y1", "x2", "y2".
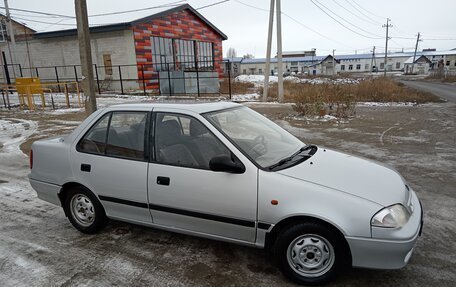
[{"x1": 258, "y1": 170, "x2": 382, "y2": 238}]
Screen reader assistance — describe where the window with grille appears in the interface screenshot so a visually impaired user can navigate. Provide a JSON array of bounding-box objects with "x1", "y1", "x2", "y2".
[
  {"x1": 151, "y1": 36, "x2": 214, "y2": 71},
  {"x1": 175, "y1": 39, "x2": 195, "y2": 69},
  {"x1": 152, "y1": 37, "x2": 174, "y2": 71},
  {"x1": 0, "y1": 21, "x2": 7, "y2": 42},
  {"x1": 197, "y1": 41, "x2": 214, "y2": 69}
]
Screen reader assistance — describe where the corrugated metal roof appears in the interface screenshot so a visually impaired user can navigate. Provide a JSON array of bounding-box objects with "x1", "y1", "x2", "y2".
[
  {"x1": 33, "y1": 4, "x2": 227, "y2": 40},
  {"x1": 224, "y1": 50, "x2": 456, "y2": 64}
]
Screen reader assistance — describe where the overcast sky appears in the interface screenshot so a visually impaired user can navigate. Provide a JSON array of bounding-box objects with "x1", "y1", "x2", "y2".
[{"x1": 4, "y1": 0, "x2": 456, "y2": 57}]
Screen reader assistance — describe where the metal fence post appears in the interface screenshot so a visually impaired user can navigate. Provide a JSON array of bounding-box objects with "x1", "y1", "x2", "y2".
[
  {"x1": 118, "y1": 66, "x2": 124, "y2": 95},
  {"x1": 74, "y1": 65, "x2": 78, "y2": 82},
  {"x1": 94, "y1": 64, "x2": 101, "y2": 94},
  {"x1": 50, "y1": 93, "x2": 55, "y2": 110},
  {"x1": 141, "y1": 64, "x2": 146, "y2": 96},
  {"x1": 2, "y1": 52, "x2": 11, "y2": 86},
  {"x1": 193, "y1": 41, "x2": 200, "y2": 98},
  {"x1": 227, "y1": 61, "x2": 232, "y2": 99},
  {"x1": 157, "y1": 71, "x2": 161, "y2": 96},
  {"x1": 1, "y1": 89, "x2": 6, "y2": 108},
  {"x1": 196, "y1": 62, "x2": 200, "y2": 98},
  {"x1": 54, "y1": 66, "x2": 61, "y2": 93},
  {"x1": 167, "y1": 63, "x2": 172, "y2": 97}
]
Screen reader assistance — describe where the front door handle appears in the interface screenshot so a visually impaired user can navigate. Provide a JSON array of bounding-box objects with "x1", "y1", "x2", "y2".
[{"x1": 157, "y1": 176, "x2": 170, "y2": 186}]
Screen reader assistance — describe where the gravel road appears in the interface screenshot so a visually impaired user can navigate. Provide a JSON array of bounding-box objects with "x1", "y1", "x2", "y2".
[
  {"x1": 0, "y1": 98, "x2": 455, "y2": 286},
  {"x1": 400, "y1": 80, "x2": 456, "y2": 103}
]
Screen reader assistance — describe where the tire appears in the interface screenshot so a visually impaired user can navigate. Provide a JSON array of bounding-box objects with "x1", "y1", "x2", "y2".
[
  {"x1": 274, "y1": 222, "x2": 347, "y2": 285},
  {"x1": 63, "y1": 187, "x2": 108, "y2": 234}
]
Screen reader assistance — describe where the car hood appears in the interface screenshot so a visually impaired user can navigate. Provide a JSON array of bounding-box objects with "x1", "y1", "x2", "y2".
[{"x1": 277, "y1": 148, "x2": 408, "y2": 206}]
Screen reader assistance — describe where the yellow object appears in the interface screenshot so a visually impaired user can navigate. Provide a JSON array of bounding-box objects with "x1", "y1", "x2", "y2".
[
  {"x1": 16, "y1": 77, "x2": 45, "y2": 110},
  {"x1": 1, "y1": 80, "x2": 82, "y2": 111}
]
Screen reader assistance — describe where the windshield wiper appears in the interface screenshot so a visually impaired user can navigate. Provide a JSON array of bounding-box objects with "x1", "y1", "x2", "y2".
[{"x1": 268, "y1": 145, "x2": 316, "y2": 171}]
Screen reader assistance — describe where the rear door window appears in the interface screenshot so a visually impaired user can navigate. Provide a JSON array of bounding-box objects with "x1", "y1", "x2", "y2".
[
  {"x1": 106, "y1": 112, "x2": 148, "y2": 160},
  {"x1": 77, "y1": 113, "x2": 110, "y2": 155},
  {"x1": 77, "y1": 111, "x2": 148, "y2": 161}
]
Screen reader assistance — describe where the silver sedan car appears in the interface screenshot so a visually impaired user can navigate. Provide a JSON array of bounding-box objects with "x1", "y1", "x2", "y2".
[{"x1": 29, "y1": 102, "x2": 423, "y2": 285}]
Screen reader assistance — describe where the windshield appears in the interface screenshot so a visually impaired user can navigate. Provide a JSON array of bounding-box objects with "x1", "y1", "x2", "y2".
[{"x1": 204, "y1": 106, "x2": 304, "y2": 168}]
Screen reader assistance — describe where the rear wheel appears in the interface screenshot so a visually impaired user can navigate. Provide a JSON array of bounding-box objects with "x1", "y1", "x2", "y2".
[
  {"x1": 274, "y1": 222, "x2": 346, "y2": 285},
  {"x1": 63, "y1": 187, "x2": 107, "y2": 234}
]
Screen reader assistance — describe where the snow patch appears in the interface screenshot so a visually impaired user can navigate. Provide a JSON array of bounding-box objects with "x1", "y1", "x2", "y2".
[
  {"x1": 235, "y1": 75, "x2": 361, "y2": 86},
  {"x1": 231, "y1": 93, "x2": 260, "y2": 101},
  {"x1": 357, "y1": 102, "x2": 418, "y2": 107}
]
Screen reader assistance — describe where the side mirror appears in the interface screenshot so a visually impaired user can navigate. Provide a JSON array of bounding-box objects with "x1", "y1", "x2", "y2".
[{"x1": 209, "y1": 155, "x2": 245, "y2": 174}]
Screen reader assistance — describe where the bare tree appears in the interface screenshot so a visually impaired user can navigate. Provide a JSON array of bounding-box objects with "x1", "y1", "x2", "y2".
[
  {"x1": 226, "y1": 47, "x2": 237, "y2": 58},
  {"x1": 243, "y1": 53, "x2": 254, "y2": 59}
]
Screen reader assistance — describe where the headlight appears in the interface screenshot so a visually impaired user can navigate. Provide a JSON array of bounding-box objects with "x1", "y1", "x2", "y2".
[{"x1": 371, "y1": 204, "x2": 411, "y2": 228}]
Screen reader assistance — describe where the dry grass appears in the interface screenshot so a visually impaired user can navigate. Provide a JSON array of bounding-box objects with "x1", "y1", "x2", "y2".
[
  {"x1": 219, "y1": 79, "x2": 255, "y2": 94},
  {"x1": 426, "y1": 71, "x2": 456, "y2": 83},
  {"x1": 262, "y1": 77, "x2": 442, "y2": 117}
]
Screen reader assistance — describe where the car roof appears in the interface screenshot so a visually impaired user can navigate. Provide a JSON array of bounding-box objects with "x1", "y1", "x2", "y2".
[{"x1": 109, "y1": 102, "x2": 241, "y2": 114}]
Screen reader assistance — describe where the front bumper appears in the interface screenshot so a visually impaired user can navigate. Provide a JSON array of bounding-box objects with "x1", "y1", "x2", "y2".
[{"x1": 346, "y1": 191, "x2": 423, "y2": 269}]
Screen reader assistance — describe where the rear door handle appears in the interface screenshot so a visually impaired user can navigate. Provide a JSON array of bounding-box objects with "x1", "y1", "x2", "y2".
[
  {"x1": 157, "y1": 176, "x2": 170, "y2": 186},
  {"x1": 81, "y1": 164, "x2": 91, "y2": 172}
]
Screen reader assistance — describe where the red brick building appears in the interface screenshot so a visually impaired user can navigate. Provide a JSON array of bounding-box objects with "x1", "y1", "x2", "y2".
[
  {"x1": 15, "y1": 4, "x2": 227, "y2": 93},
  {"x1": 131, "y1": 4, "x2": 228, "y2": 89}
]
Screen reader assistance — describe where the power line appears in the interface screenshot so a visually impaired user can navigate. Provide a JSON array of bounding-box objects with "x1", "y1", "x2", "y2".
[
  {"x1": 310, "y1": 0, "x2": 382, "y2": 39},
  {"x1": 347, "y1": 0, "x2": 384, "y2": 21},
  {"x1": 423, "y1": 38, "x2": 456, "y2": 41},
  {"x1": 233, "y1": 0, "x2": 269, "y2": 12},
  {"x1": 38, "y1": 18, "x2": 71, "y2": 31},
  {"x1": 313, "y1": 0, "x2": 383, "y2": 38},
  {"x1": 0, "y1": 1, "x2": 187, "y2": 20},
  {"x1": 233, "y1": 0, "x2": 355, "y2": 49},
  {"x1": 0, "y1": 6, "x2": 74, "y2": 18},
  {"x1": 6, "y1": 11, "x2": 64, "y2": 19},
  {"x1": 88, "y1": 1, "x2": 186, "y2": 17},
  {"x1": 196, "y1": 0, "x2": 230, "y2": 10},
  {"x1": 282, "y1": 12, "x2": 355, "y2": 49},
  {"x1": 331, "y1": 0, "x2": 378, "y2": 26},
  {"x1": 11, "y1": 16, "x2": 76, "y2": 26}
]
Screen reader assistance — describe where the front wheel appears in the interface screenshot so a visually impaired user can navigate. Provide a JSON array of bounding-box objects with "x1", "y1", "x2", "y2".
[
  {"x1": 63, "y1": 187, "x2": 108, "y2": 234},
  {"x1": 274, "y1": 222, "x2": 347, "y2": 285}
]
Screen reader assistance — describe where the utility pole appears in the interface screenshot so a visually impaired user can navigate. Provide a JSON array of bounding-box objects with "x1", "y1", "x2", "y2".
[
  {"x1": 332, "y1": 49, "x2": 336, "y2": 76},
  {"x1": 4, "y1": 0, "x2": 17, "y2": 77},
  {"x1": 382, "y1": 18, "x2": 392, "y2": 77},
  {"x1": 24, "y1": 26, "x2": 33, "y2": 77},
  {"x1": 276, "y1": 0, "x2": 284, "y2": 102},
  {"x1": 262, "y1": 0, "x2": 275, "y2": 102},
  {"x1": 411, "y1": 32, "x2": 421, "y2": 74},
  {"x1": 75, "y1": 0, "x2": 97, "y2": 114},
  {"x1": 370, "y1": 45, "x2": 376, "y2": 73}
]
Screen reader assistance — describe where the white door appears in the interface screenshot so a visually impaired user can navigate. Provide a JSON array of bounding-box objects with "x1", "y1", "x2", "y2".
[
  {"x1": 147, "y1": 112, "x2": 258, "y2": 242},
  {"x1": 72, "y1": 111, "x2": 151, "y2": 224}
]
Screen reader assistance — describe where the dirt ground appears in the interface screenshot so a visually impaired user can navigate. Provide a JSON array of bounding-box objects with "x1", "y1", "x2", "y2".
[{"x1": 0, "y1": 99, "x2": 455, "y2": 286}]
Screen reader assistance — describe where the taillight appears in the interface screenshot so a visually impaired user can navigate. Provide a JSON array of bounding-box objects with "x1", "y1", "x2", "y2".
[{"x1": 29, "y1": 149, "x2": 33, "y2": 169}]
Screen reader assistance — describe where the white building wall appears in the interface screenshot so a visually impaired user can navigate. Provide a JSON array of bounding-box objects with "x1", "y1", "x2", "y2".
[{"x1": 0, "y1": 29, "x2": 139, "y2": 90}]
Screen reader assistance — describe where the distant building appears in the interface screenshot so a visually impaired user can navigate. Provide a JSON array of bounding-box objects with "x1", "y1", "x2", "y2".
[
  {"x1": 304, "y1": 55, "x2": 339, "y2": 76},
  {"x1": 224, "y1": 50, "x2": 456, "y2": 76},
  {"x1": 0, "y1": 4, "x2": 227, "y2": 92},
  {"x1": 278, "y1": 50, "x2": 317, "y2": 58},
  {"x1": 404, "y1": 55, "x2": 432, "y2": 74},
  {"x1": 0, "y1": 14, "x2": 35, "y2": 42}
]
